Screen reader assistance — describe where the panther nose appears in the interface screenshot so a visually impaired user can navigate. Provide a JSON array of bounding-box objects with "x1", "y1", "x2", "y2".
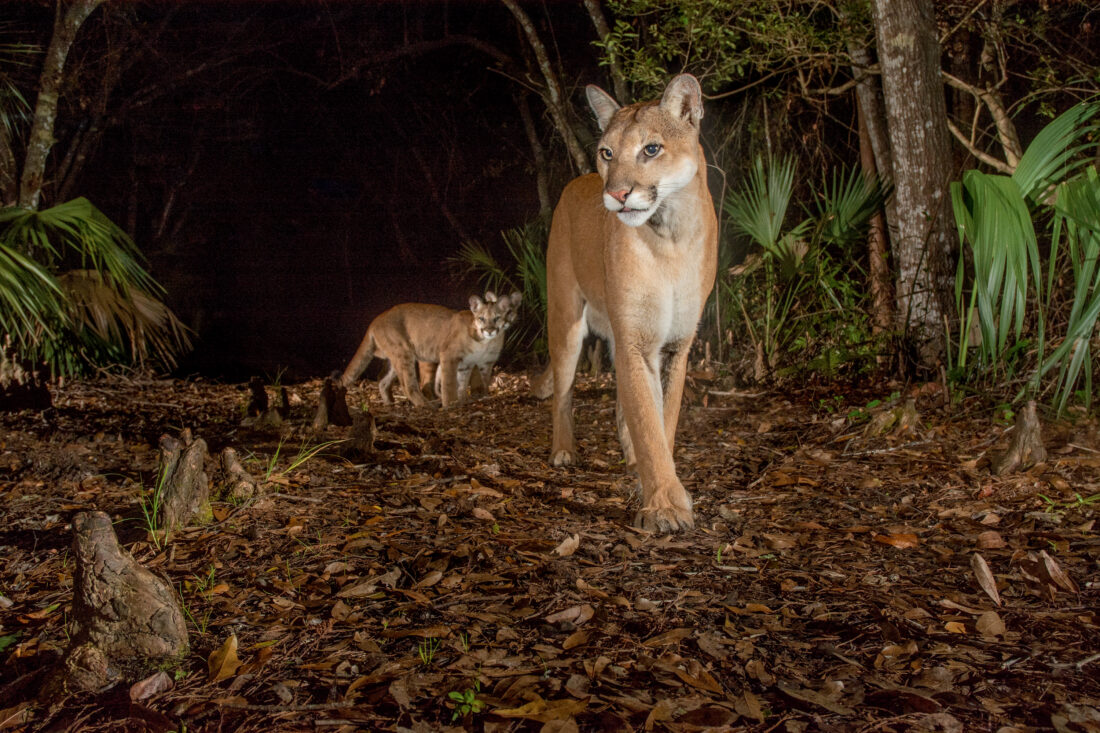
[{"x1": 606, "y1": 188, "x2": 631, "y2": 204}]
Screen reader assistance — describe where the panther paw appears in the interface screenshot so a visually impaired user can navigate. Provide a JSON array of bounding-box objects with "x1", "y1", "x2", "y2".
[
  {"x1": 550, "y1": 449, "x2": 577, "y2": 467},
  {"x1": 634, "y1": 495, "x2": 694, "y2": 533}
]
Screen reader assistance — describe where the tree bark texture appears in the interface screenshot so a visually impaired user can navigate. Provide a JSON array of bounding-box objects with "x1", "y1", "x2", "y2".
[
  {"x1": 517, "y1": 92, "x2": 552, "y2": 219},
  {"x1": 858, "y1": 102, "x2": 895, "y2": 336},
  {"x1": 873, "y1": 0, "x2": 956, "y2": 369},
  {"x1": 18, "y1": 0, "x2": 107, "y2": 211},
  {"x1": 499, "y1": 0, "x2": 592, "y2": 176},
  {"x1": 157, "y1": 428, "x2": 211, "y2": 531},
  {"x1": 582, "y1": 0, "x2": 630, "y2": 104},
  {"x1": 218, "y1": 446, "x2": 260, "y2": 502},
  {"x1": 46, "y1": 511, "x2": 188, "y2": 695}
]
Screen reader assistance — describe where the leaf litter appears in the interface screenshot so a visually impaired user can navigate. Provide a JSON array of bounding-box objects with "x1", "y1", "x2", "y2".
[{"x1": 0, "y1": 372, "x2": 1098, "y2": 731}]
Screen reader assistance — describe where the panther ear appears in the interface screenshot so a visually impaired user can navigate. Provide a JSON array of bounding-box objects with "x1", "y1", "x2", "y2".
[
  {"x1": 469, "y1": 295, "x2": 484, "y2": 311},
  {"x1": 510, "y1": 291, "x2": 522, "y2": 307},
  {"x1": 484, "y1": 291, "x2": 498, "y2": 303},
  {"x1": 660, "y1": 74, "x2": 703, "y2": 128},
  {"x1": 586, "y1": 84, "x2": 620, "y2": 132}
]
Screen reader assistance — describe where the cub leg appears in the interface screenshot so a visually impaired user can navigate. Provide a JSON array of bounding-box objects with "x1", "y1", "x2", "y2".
[
  {"x1": 418, "y1": 362, "x2": 437, "y2": 399},
  {"x1": 438, "y1": 357, "x2": 462, "y2": 408},
  {"x1": 393, "y1": 355, "x2": 430, "y2": 407},
  {"x1": 548, "y1": 306, "x2": 587, "y2": 466},
  {"x1": 377, "y1": 362, "x2": 398, "y2": 404},
  {"x1": 615, "y1": 342, "x2": 693, "y2": 533}
]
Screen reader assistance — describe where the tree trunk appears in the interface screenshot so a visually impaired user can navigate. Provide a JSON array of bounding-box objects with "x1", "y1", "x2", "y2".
[
  {"x1": 872, "y1": 0, "x2": 956, "y2": 370},
  {"x1": 500, "y1": 0, "x2": 592, "y2": 176},
  {"x1": 582, "y1": 0, "x2": 629, "y2": 103},
  {"x1": 18, "y1": 0, "x2": 107, "y2": 211},
  {"x1": 844, "y1": 13, "x2": 897, "y2": 338},
  {"x1": 517, "y1": 92, "x2": 552, "y2": 219},
  {"x1": 858, "y1": 102, "x2": 895, "y2": 336}
]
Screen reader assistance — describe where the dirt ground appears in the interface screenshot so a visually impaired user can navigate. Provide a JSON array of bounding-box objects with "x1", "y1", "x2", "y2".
[{"x1": 1, "y1": 371, "x2": 1098, "y2": 732}]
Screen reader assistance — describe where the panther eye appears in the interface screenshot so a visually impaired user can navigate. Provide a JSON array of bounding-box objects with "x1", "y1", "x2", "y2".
[
  {"x1": 643, "y1": 143, "x2": 662, "y2": 158},
  {"x1": 598, "y1": 147, "x2": 613, "y2": 161}
]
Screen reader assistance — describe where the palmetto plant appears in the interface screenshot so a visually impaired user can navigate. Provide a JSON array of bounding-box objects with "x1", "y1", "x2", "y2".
[
  {"x1": 0, "y1": 197, "x2": 191, "y2": 376},
  {"x1": 950, "y1": 100, "x2": 1100, "y2": 413},
  {"x1": 722, "y1": 153, "x2": 888, "y2": 378}
]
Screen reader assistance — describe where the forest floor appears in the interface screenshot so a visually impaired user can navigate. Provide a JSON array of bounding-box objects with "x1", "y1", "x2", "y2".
[{"x1": 1, "y1": 371, "x2": 1098, "y2": 732}]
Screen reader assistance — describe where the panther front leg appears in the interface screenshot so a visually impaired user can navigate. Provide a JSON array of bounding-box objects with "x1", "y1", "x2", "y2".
[{"x1": 613, "y1": 340, "x2": 694, "y2": 532}]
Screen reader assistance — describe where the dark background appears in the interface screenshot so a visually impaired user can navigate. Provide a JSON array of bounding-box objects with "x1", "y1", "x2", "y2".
[{"x1": 40, "y1": 2, "x2": 601, "y2": 380}]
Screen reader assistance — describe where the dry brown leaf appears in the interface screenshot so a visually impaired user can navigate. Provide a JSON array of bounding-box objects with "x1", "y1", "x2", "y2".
[
  {"x1": 494, "y1": 696, "x2": 588, "y2": 723},
  {"x1": 471, "y1": 507, "x2": 495, "y2": 522},
  {"x1": 976, "y1": 531, "x2": 1005, "y2": 549},
  {"x1": 734, "y1": 690, "x2": 765, "y2": 722},
  {"x1": 777, "y1": 681, "x2": 855, "y2": 715},
  {"x1": 976, "y1": 610, "x2": 1006, "y2": 637},
  {"x1": 415, "y1": 570, "x2": 443, "y2": 588},
  {"x1": 129, "y1": 670, "x2": 174, "y2": 701},
  {"x1": 546, "y1": 604, "x2": 594, "y2": 626},
  {"x1": 553, "y1": 533, "x2": 581, "y2": 557},
  {"x1": 672, "y1": 659, "x2": 723, "y2": 693},
  {"x1": 875, "y1": 532, "x2": 920, "y2": 548},
  {"x1": 944, "y1": 621, "x2": 967, "y2": 634},
  {"x1": 970, "y1": 552, "x2": 1002, "y2": 606},
  {"x1": 208, "y1": 633, "x2": 242, "y2": 683},
  {"x1": 563, "y1": 629, "x2": 589, "y2": 650},
  {"x1": 1039, "y1": 550, "x2": 1079, "y2": 593},
  {"x1": 644, "y1": 699, "x2": 675, "y2": 731},
  {"x1": 642, "y1": 627, "x2": 693, "y2": 647}
]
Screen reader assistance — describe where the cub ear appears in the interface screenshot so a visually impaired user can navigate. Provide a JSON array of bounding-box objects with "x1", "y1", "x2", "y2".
[
  {"x1": 509, "y1": 291, "x2": 522, "y2": 307},
  {"x1": 660, "y1": 74, "x2": 704, "y2": 128},
  {"x1": 484, "y1": 291, "x2": 498, "y2": 303},
  {"x1": 585, "y1": 84, "x2": 620, "y2": 132},
  {"x1": 469, "y1": 295, "x2": 485, "y2": 311}
]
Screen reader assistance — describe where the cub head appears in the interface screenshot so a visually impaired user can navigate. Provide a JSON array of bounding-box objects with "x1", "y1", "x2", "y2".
[
  {"x1": 585, "y1": 74, "x2": 704, "y2": 228},
  {"x1": 496, "y1": 291, "x2": 523, "y2": 331},
  {"x1": 469, "y1": 291, "x2": 521, "y2": 341}
]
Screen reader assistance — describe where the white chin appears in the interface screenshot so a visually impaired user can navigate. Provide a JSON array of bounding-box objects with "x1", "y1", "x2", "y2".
[{"x1": 616, "y1": 208, "x2": 653, "y2": 227}]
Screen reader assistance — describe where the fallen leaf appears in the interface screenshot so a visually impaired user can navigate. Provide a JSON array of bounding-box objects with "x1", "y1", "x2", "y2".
[
  {"x1": 129, "y1": 671, "x2": 173, "y2": 701},
  {"x1": 777, "y1": 681, "x2": 854, "y2": 715},
  {"x1": 875, "y1": 532, "x2": 920, "y2": 548},
  {"x1": 976, "y1": 531, "x2": 1005, "y2": 549},
  {"x1": 563, "y1": 629, "x2": 589, "y2": 650},
  {"x1": 471, "y1": 507, "x2": 495, "y2": 522},
  {"x1": 642, "y1": 627, "x2": 693, "y2": 647},
  {"x1": 546, "y1": 604, "x2": 594, "y2": 625},
  {"x1": 970, "y1": 553, "x2": 1001, "y2": 606},
  {"x1": 672, "y1": 659, "x2": 723, "y2": 693},
  {"x1": 944, "y1": 621, "x2": 967, "y2": 634},
  {"x1": 976, "y1": 610, "x2": 1006, "y2": 638},
  {"x1": 1039, "y1": 550, "x2": 1079, "y2": 593},
  {"x1": 208, "y1": 634, "x2": 242, "y2": 683},
  {"x1": 494, "y1": 696, "x2": 588, "y2": 722},
  {"x1": 553, "y1": 533, "x2": 581, "y2": 557}
]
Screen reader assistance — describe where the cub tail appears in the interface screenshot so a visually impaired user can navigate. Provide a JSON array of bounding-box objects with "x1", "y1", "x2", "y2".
[{"x1": 340, "y1": 329, "x2": 376, "y2": 387}]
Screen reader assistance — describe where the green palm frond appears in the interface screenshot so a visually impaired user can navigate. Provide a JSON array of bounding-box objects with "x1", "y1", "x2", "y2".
[
  {"x1": 951, "y1": 99, "x2": 1100, "y2": 412},
  {"x1": 724, "y1": 154, "x2": 797, "y2": 255},
  {"x1": 815, "y1": 167, "x2": 891, "y2": 249},
  {"x1": 1038, "y1": 167, "x2": 1100, "y2": 413},
  {"x1": 1012, "y1": 101, "x2": 1100, "y2": 201},
  {"x1": 0, "y1": 198, "x2": 192, "y2": 375},
  {"x1": 950, "y1": 171, "x2": 1038, "y2": 366},
  {"x1": 59, "y1": 270, "x2": 192, "y2": 369}
]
